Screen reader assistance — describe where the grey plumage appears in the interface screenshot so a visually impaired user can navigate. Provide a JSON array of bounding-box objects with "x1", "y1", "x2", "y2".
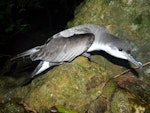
[
  {"x1": 101, "y1": 33, "x2": 131, "y2": 53},
  {"x1": 11, "y1": 46, "x2": 42, "y2": 60},
  {"x1": 11, "y1": 24, "x2": 142, "y2": 79},
  {"x1": 30, "y1": 33, "x2": 94, "y2": 62}
]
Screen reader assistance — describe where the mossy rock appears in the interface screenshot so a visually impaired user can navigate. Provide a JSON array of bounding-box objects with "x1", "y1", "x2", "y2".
[{"x1": 20, "y1": 57, "x2": 111, "y2": 112}]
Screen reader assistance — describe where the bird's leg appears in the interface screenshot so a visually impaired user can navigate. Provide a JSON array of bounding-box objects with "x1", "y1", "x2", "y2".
[
  {"x1": 82, "y1": 52, "x2": 100, "y2": 65},
  {"x1": 82, "y1": 52, "x2": 92, "y2": 61}
]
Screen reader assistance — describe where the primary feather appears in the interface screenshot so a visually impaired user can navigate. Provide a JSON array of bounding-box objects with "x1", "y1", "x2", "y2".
[{"x1": 11, "y1": 46, "x2": 42, "y2": 60}]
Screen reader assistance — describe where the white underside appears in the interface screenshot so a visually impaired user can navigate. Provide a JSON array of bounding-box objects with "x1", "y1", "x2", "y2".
[
  {"x1": 36, "y1": 61, "x2": 50, "y2": 75},
  {"x1": 87, "y1": 43, "x2": 128, "y2": 60},
  {"x1": 87, "y1": 42, "x2": 102, "y2": 52}
]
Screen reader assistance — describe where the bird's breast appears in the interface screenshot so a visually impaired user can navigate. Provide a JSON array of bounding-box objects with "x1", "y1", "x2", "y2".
[{"x1": 87, "y1": 42, "x2": 101, "y2": 52}]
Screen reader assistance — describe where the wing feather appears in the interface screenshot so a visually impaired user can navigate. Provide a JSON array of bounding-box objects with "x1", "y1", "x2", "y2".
[
  {"x1": 53, "y1": 27, "x2": 91, "y2": 38},
  {"x1": 30, "y1": 33, "x2": 94, "y2": 63}
]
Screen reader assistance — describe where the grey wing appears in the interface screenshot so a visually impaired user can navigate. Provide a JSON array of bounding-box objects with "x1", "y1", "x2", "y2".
[{"x1": 30, "y1": 33, "x2": 94, "y2": 63}]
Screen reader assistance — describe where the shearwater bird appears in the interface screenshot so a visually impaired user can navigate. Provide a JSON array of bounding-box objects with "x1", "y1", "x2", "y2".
[{"x1": 11, "y1": 24, "x2": 142, "y2": 79}]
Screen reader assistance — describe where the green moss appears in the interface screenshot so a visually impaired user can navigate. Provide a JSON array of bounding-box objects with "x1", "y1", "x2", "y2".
[
  {"x1": 0, "y1": 98, "x2": 24, "y2": 113},
  {"x1": 18, "y1": 57, "x2": 110, "y2": 112},
  {"x1": 111, "y1": 90, "x2": 132, "y2": 113},
  {"x1": 102, "y1": 79, "x2": 116, "y2": 100}
]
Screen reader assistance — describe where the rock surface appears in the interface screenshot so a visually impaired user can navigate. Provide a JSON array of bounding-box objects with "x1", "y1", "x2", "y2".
[{"x1": 0, "y1": 0, "x2": 150, "y2": 112}]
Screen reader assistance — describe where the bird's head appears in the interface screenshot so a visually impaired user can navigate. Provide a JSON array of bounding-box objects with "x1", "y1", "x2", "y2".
[{"x1": 102, "y1": 38, "x2": 142, "y2": 68}]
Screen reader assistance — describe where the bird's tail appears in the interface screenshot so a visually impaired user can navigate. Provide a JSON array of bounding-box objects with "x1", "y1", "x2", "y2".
[{"x1": 11, "y1": 46, "x2": 42, "y2": 60}]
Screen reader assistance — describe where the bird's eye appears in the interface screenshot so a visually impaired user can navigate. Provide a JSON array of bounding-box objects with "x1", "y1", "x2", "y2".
[{"x1": 118, "y1": 48, "x2": 123, "y2": 51}]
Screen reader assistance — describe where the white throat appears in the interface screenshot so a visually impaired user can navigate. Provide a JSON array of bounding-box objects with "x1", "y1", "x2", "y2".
[
  {"x1": 88, "y1": 43, "x2": 128, "y2": 60},
  {"x1": 87, "y1": 42, "x2": 102, "y2": 52}
]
